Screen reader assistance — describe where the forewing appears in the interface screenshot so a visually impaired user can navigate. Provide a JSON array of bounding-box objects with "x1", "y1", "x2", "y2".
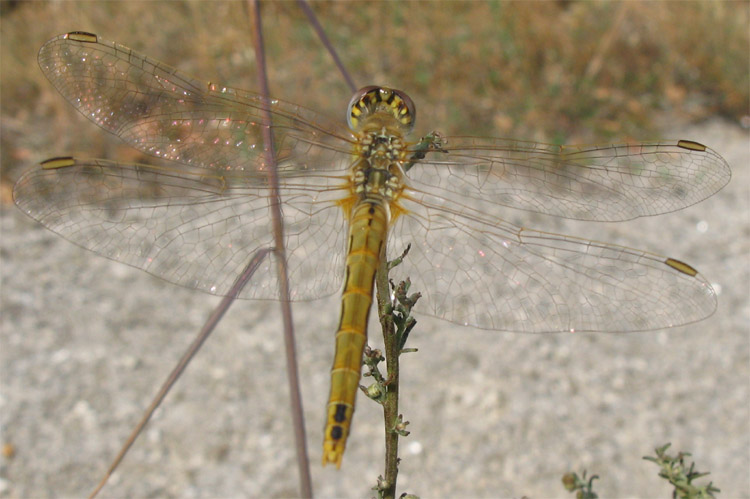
[
  {"x1": 37, "y1": 32, "x2": 354, "y2": 174},
  {"x1": 406, "y1": 137, "x2": 730, "y2": 222}
]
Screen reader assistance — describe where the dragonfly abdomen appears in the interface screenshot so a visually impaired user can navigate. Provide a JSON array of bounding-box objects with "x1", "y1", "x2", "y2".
[{"x1": 323, "y1": 199, "x2": 388, "y2": 467}]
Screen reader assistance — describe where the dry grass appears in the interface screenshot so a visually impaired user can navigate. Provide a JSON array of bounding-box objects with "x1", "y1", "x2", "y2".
[{"x1": 1, "y1": 0, "x2": 747, "y2": 195}]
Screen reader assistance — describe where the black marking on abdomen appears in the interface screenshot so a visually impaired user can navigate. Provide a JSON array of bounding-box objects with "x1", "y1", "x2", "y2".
[
  {"x1": 334, "y1": 404, "x2": 348, "y2": 423},
  {"x1": 330, "y1": 425, "x2": 343, "y2": 440}
]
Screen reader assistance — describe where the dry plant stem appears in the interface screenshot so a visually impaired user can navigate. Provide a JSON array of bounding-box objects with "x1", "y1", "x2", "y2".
[
  {"x1": 297, "y1": 0, "x2": 357, "y2": 93},
  {"x1": 89, "y1": 248, "x2": 273, "y2": 498},
  {"x1": 375, "y1": 249, "x2": 401, "y2": 499},
  {"x1": 583, "y1": 1, "x2": 629, "y2": 81},
  {"x1": 247, "y1": 1, "x2": 312, "y2": 497}
]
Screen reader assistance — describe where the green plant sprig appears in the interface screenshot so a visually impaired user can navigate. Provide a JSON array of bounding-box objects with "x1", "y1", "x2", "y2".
[
  {"x1": 562, "y1": 470, "x2": 600, "y2": 499},
  {"x1": 643, "y1": 443, "x2": 720, "y2": 499}
]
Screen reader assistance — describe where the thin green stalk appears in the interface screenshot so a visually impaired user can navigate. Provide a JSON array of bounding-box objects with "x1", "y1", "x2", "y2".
[
  {"x1": 370, "y1": 245, "x2": 419, "y2": 499},
  {"x1": 374, "y1": 245, "x2": 400, "y2": 498}
]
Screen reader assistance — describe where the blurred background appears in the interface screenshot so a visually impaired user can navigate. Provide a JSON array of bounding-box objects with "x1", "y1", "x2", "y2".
[
  {"x1": 1, "y1": 1, "x2": 748, "y2": 498},
  {"x1": 1, "y1": 1, "x2": 747, "y2": 191}
]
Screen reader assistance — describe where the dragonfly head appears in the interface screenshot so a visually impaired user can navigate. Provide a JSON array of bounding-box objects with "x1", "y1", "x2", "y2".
[{"x1": 347, "y1": 86, "x2": 415, "y2": 134}]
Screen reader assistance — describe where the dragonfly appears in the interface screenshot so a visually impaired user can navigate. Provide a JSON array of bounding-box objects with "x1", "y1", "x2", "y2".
[{"x1": 14, "y1": 32, "x2": 731, "y2": 468}]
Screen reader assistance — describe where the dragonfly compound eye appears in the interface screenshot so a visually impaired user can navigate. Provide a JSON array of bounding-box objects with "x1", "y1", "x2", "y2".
[{"x1": 347, "y1": 86, "x2": 416, "y2": 133}]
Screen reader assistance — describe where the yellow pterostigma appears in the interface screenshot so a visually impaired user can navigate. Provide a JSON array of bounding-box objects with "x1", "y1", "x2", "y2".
[{"x1": 14, "y1": 32, "x2": 731, "y2": 468}]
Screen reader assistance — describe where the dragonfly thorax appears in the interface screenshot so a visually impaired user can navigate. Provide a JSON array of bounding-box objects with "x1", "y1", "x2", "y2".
[
  {"x1": 351, "y1": 121, "x2": 409, "y2": 203},
  {"x1": 359, "y1": 127, "x2": 407, "y2": 162},
  {"x1": 350, "y1": 157, "x2": 404, "y2": 203}
]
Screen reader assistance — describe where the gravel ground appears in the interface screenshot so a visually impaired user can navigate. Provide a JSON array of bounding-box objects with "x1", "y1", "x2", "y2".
[{"x1": 1, "y1": 118, "x2": 748, "y2": 498}]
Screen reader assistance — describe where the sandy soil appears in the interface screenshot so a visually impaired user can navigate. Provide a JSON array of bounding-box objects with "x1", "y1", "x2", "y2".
[{"x1": 1, "y1": 116, "x2": 748, "y2": 498}]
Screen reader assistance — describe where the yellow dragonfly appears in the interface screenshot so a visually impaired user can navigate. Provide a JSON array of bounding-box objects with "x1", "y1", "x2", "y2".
[{"x1": 14, "y1": 32, "x2": 731, "y2": 468}]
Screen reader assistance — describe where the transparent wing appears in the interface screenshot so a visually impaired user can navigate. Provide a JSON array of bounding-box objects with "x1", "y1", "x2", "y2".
[
  {"x1": 37, "y1": 32, "x2": 355, "y2": 173},
  {"x1": 391, "y1": 188, "x2": 717, "y2": 332},
  {"x1": 14, "y1": 158, "x2": 349, "y2": 300},
  {"x1": 405, "y1": 136, "x2": 730, "y2": 221},
  {"x1": 27, "y1": 32, "x2": 359, "y2": 300},
  {"x1": 24, "y1": 33, "x2": 728, "y2": 331}
]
